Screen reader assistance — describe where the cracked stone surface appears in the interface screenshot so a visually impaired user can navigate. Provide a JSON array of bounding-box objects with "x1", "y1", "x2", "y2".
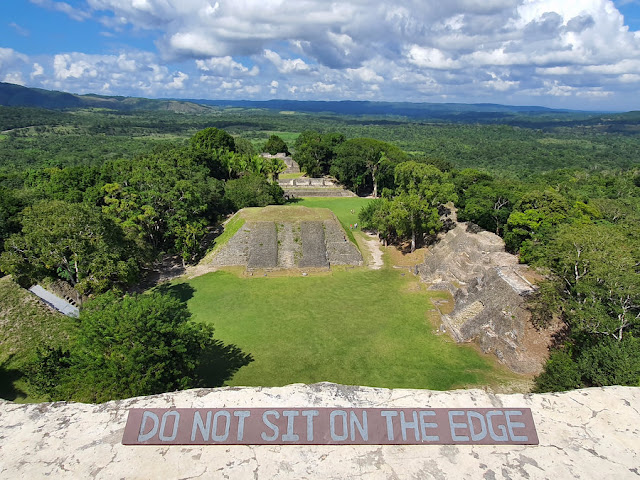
[{"x1": 1, "y1": 384, "x2": 638, "y2": 479}]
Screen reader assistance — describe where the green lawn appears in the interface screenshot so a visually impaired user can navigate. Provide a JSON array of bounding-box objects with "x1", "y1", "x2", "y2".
[
  {"x1": 177, "y1": 196, "x2": 515, "y2": 390},
  {"x1": 183, "y1": 268, "x2": 509, "y2": 390},
  {"x1": 293, "y1": 197, "x2": 372, "y2": 226}
]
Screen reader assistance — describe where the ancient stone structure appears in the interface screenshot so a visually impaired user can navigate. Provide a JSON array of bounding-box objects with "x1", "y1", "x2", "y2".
[
  {"x1": 1, "y1": 383, "x2": 638, "y2": 478},
  {"x1": 261, "y1": 153, "x2": 299, "y2": 174},
  {"x1": 277, "y1": 177, "x2": 356, "y2": 197},
  {"x1": 210, "y1": 212, "x2": 362, "y2": 271},
  {"x1": 418, "y1": 222, "x2": 543, "y2": 374},
  {"x1": 247, "y1": 222, "x2": 278, "y2": 269},
  {"x1": 299, "y1": 221, "x2": 329, "y2": 268}
]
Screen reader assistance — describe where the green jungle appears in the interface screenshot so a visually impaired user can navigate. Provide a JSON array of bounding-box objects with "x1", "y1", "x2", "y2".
[{"x1": 0, "y1": 85, "x2": 638, "y2": 403}]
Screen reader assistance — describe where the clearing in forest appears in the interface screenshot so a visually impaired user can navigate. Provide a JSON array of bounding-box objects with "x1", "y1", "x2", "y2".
[{"x1": 170, "y1": 197, "x2": 520, "y2": 391}]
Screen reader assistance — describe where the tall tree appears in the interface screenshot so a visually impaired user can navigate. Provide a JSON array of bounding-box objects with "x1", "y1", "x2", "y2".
[
  {"x1": 190, "y1": 127, "x2": 236, "y2": 153},
  {"x1": 331, "y1": 138, "x2": 406, "y2": 196},
  {"x1": 0, "y1": 200, "x2": 139, "y2": 294},
  {"x1": 293, "y1": 130, "x2": 345, "y2": 177},
  {"x1": 389, "y1": 192, "x2": 442, "y2": 253},
  {"x1": 263, "y1": 135, "x2": 290, "y2": 155}
]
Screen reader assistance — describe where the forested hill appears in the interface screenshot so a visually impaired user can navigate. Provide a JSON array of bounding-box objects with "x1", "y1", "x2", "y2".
[
  {"x1": 3, "y1": 82, "x2": 637, "y2": 127},
  {"x1": 0, "y1": 82, "x2": 211, "y2": 113},
  {"x1": 191, "y1": 98, "x2": 576, "y2": 118}
]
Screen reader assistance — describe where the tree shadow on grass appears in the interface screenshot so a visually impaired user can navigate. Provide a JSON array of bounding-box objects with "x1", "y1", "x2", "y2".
[
  {"x1": 154, "y1": 282, "x2": 196, "y2": 303},
  {"x1": 195, "y1": 340, "x2": 254, "y2": 387},
  {"x1": 0, "y1": 357, "x2": 27, "y2": 401}
]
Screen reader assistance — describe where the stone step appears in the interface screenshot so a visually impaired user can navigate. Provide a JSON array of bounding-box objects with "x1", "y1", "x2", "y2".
[
  {"x1": 248, "y1": 222, "x2": 278, "y2": 269},
  {"x1": 299, "y1": 221, "x2": 329, "y2": 268}
]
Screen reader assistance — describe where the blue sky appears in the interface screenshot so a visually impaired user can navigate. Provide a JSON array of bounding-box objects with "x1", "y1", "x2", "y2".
[{"x1": 1, "y1": 0, "x2": 640, "y2": 111}]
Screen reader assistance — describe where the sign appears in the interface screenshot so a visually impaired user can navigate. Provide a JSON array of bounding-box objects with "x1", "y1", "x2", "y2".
[{"x1": 122, "y1": 408, "x2": 538, "y2": 445}]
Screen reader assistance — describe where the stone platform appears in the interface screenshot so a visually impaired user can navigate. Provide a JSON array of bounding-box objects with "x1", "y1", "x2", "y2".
[
  {"x1": 210, "y1": 214, "x2": 362, "y2": 270},
  {"x1": 1, "y1": 384, "x2": 638, "y2": 479}
]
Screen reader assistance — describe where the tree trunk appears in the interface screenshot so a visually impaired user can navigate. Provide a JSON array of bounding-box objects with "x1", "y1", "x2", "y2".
[
  {"x1": 411, "y1": 228, "x2": 416, "y2": 253},
  {"x1": 372, "y1": 165, "x2": 378, "y2": 198}
]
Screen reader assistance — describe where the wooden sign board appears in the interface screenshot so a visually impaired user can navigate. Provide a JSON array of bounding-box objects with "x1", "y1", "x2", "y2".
[{"x1": 123, "y1": 407, "x2": 538, "y2": 446}]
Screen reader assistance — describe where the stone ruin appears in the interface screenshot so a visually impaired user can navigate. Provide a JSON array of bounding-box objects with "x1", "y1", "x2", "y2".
[
  {"x1": 260, "y1": 152, "x2": 299, "y2": 174},
  {"x1": 210, "y1": 215, "x2": 363, "y2": 271},
  {"x1": 277, "y1": 177, "x2": 356, "y2": 198},
  {"x1": 418, "y1": 220, "x2": 545, "y2": 374}
]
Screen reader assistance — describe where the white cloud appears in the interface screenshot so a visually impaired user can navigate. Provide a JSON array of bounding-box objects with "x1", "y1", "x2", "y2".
[
  {"x1": 54, "y1": 54, "x2": 98, "y2": 80},
  {"x1": 5, "y1": 0, "x2": 640, "y2": 108},
  {"x1": 0, "y1": 48, "x2": 30, "y2": 84},
  {"x1": 31, "y1": 63, "x2": 44, "y2": 79},
  {"x1": 346, "y1": 67, "x2": 384, "y2": 84},
  {"x1": 3, "y1": 72, "x2": 25, "y2": 85},
  {"x1": 196, "y1": 56, "x2": 259, "y2": 77},
  {"x1": 264, "y1": 50, "x2": 312, "y2": 74},
  {"x1": 167, "y1": 71, "x2": 188, "y2": 89},
  {"x1": 29, "y1": 0, "x2": 91, "y2": 21},
  {"x1": 9, "y1": 22, "x2": 30, "y2": 37},
  {"x1": 408, "y1": 46, "x2": 461, "y2": 70}
]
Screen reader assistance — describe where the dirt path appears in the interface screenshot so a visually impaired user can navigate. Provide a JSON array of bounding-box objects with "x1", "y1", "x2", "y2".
[{"x1": 361, "y1": 232, "x2": 384, "y2": 269}]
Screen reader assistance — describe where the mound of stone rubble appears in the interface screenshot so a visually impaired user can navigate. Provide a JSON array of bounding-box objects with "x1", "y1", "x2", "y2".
[{"x1": 418, "y1": 220, "x2": 547, "y2": 374}]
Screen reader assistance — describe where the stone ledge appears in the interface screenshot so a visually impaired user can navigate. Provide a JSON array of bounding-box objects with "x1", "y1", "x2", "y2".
[{"x1": 1, "y1": 383, "x2": 638, "y2": 479}]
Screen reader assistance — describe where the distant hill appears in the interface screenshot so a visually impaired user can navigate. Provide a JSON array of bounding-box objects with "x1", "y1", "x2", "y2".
[
  {"x1": 191, "y1": 98, "x2": 569, "y2": 115},
  {"x1": 1, "y1": 82, "x2": 635, "y2": 127},
  {"x1": 185, "y1": 98, "x2": 610, "y2": 124},
  {"x1": 0, "y1": 82, "x2": 212, "y2": 113}
]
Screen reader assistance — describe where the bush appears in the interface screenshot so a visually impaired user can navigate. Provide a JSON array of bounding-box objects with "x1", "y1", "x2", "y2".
[
  {"x1": 534, "y1": 349, "x2": 582, "y2": 392},
  {"x1": 28, "y1": 291, "x2": 252, "y2": 402},
  {"x1": 577, "y1": 336, "x2": 640, "y2": 387}
]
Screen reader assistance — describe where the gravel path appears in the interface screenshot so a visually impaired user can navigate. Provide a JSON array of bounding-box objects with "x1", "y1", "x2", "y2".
[{"x1": 362, "y1": 232, "x2": 384, "y2": 269}]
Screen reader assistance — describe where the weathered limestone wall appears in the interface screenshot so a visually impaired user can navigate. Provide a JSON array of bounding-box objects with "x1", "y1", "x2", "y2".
[{"x1": 1, "y1": 383, "x2": 638, "y2": 479}]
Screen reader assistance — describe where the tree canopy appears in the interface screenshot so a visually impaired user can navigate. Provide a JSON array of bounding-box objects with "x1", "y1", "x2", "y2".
[
  {"x1": 29, "y1": 290, "x2": 253, "y2": 402},
  {"x1": 262, "y1": 134, "x2": 290, "y2": 155},
  {"x1": 0, "y1": 200, "x2": 139, "y2": 294}
]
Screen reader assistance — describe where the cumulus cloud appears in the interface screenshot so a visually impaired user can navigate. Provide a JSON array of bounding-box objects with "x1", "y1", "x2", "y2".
[
  {"x1": 166, "y1": 71, "x2": 188, "y2": 89},
  {"x1": 0, "y1": 48, "x2": 30, "y2": 84},
  {"x1": 196, "y1": 56, "x2": 259, "y2": 77},
  {"x1": 263, "y1": 50, "x2": 312, "y2": 74},
  {"x1": 31, "y1": 63, "x2": 45, "y2": 79},
  {"x1": 7, "y1": 0, "x2": 640, "y2": 108}
]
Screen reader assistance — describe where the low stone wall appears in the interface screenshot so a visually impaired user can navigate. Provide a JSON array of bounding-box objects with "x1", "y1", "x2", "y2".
[
  {"x1": 278, "y1": 178, "x2": 336, "y2": 187},
  {"x1": 283, "y1": 188, "x2": 356, "y2": 198},
  {"x1": 1, "y1": 383, "x2": 638, "y2": 479}
]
